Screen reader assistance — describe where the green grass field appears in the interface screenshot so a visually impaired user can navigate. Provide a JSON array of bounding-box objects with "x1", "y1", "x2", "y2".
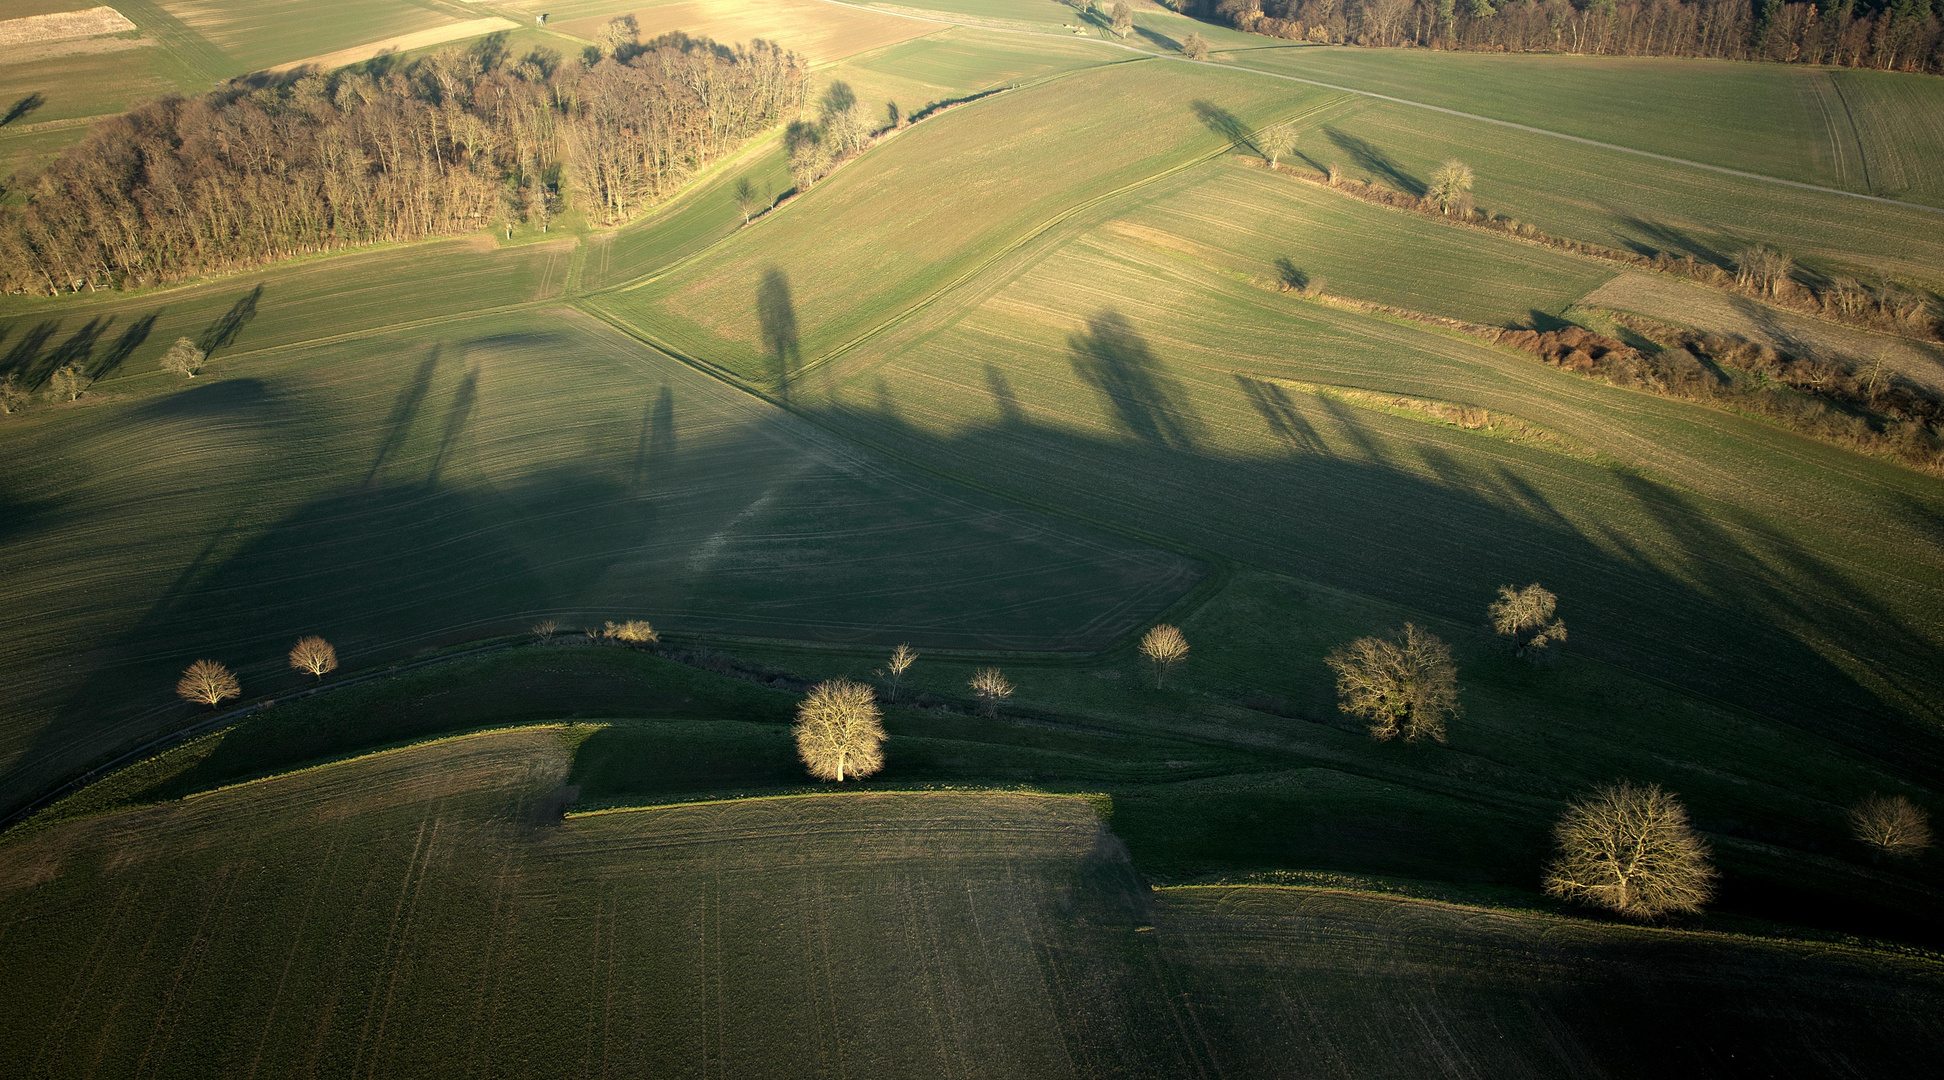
[
  {"x1": 2, "y1": 727, "x2": 1939, "y2": 1077},
  {"x1": 1221, "y1": 45, "x2": 1944, "y2": 208},
  {"x1": 3, "y1": 7, "x2": 1944, "y2": 1069}
]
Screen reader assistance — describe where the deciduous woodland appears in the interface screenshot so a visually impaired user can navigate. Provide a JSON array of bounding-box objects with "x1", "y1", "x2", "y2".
[
  {"x1": 1205, "y1": 0, "x2": 1944, "y2": 73},
  {"x1": 0, "y1": 35, "x2": 804, "y2": 293}
]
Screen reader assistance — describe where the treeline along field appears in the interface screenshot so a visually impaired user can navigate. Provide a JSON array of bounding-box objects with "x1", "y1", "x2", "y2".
[{"x1": 0, "y1": 31, "x2": 804, "y2": 292}]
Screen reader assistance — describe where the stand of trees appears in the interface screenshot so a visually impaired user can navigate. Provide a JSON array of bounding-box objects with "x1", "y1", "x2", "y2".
[
  {"x1": 1207, "y1": 0, "x2": 1944, "y2": 74},
  {"x1": 0, "y1": 33, "x2": 804, "y2": 294}
]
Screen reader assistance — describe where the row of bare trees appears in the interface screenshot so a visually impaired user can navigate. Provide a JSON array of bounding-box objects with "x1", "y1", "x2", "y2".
[
  {"x1": 1209, "y1": 0, "x2": 1943, "y2": 73},
  {"x1": 174, "y1": 636, "x2": 339, "y2": 708},
  {"x1": 0, "y1": 34, "x2": 804, "y2": 293}
]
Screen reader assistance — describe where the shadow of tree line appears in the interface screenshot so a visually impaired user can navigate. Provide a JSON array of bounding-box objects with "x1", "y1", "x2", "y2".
[{"x1": 1, "y1": 285, "x2": 261, "y2": 390}]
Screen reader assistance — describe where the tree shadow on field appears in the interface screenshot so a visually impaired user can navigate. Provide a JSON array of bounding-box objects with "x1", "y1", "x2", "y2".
[
  {"x1": 2, "y1": 92, "x2": 44, "y2": 127},
  {"x1": 985, "y1": 364, "x2": 1025, "y2": 427},
  {"x1": 1134, "y1": 24, "x2": 1180, "y2": 51},
  {"x1": 1233, "y1": 375, "x2": 1322, "y2": 453},
  {"x1": 633, "y1": 385, "x2": 676, "y2": 485},
  {"x1": 1068, "y1": 310, "x2": 1201, "y2": 449},
  {"x1": 365, "y1": 348, "x2": 440, "y2": 485},
  {"x1": 1604, "y1": 209, "x2": 1731, "y2": 269},
  {"x1": 425, "y1": 367, "x2": 478, "y2": 487},
  {"x1": 1273, "y1": 257, "x2": 1308, "y2": 292},
  {"x1": 92, "y1": 312, "x2": 157, "y2": 380},
  {"x1": 1192, "y1": 100, "x2": 1258, "y2": 157},
  {"x1": 199, "y1": 285, "x2": 261, "y2": 355},
  {"x1": 1324, "y1": 128, "x2": 1423, "y2": 197},
  {"x1": 756, "y1": 268, "x2": 800, "y2": 401}
]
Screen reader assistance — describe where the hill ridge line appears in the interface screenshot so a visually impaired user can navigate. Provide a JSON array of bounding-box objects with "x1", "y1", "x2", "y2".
[{"x1": 811, "y1": 0, "x2": 1944, "y2": 215}]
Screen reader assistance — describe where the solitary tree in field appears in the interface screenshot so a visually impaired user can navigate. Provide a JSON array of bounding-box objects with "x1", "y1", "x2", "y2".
[
  {"x1": 1429, "y1": 159, "x2": 1474, "y2": 216},
  {"x1": 47, "y1": 363, "x2": 87, "y2": 402},
  {"x1": 795, "y1": 679, "x2": 886, "y2": 781},
  {"x1": 159, "y1": 337, "x2": 207, "y2": 378},
  {"x1": 1489, "y1": 583, "x2": 1567, "y2": 658},
  {"x1": 884, "y1": 643, "x2": 917, "y2": 701},
  {"x1": 1545, "y1": 782, "x2": 1716, "y2": 919},
  {"x1": 1848, "y1": 794, "x2": 1932, "y2": 856},
  {"x1": 176, "y1": 659, "x2": 241, "y2": 708},
  {"x1": 603, "y1": 619, "x2": 659, "y2": 646},
  {"x1": 1256, "y1": 122, "x2": 1297, "y2": 169},
  {"x1": 969, "y1": 667, "x2": 1014, "y2": 718},
  {"x1": 1183, "y1": 32, "x2": 1211, "y2": 60},
  {"x1": 1139, "y1": 624, "x2": 1190, "y2": 689},
  {"x1": 1325, "y1": 623, "x2": 1459, "y2": 742},
  {"x1": 1111, "y1": 1, "x2": 1134, "y2": 36},
  {"x1": 532, "y1": 619, "x2": 558, "y2": 643},
  {"x1": 288, "y1": 636, "x2": 338, "y2": 680}
]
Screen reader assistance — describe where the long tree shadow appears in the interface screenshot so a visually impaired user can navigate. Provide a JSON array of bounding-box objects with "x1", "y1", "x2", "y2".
[
  {"x1": 1192, "y1": 100, "x2": 1259, "y2": 157},
  {"x1": 1233, "y1": 375, "x2": 1322, "y2": 453},
  {"x1": 1324, "y1": 128, "x2": 1424, "y2": 196},
  {"x1": 633, "y1": 385, "x2": 676, "y2": 485},
  {"x1": 1068, "y1": 310, "x2": 1202, "y2": 449},
  {"x1": 2, "y1": 92, "x2": 43, "y2": 127},
  {"x1": 199, "y1": 285, "x2": 262, "y2": 355},
  {"x1": 92, "y1": 312, "x2": 158, "y2": 380},
  {"x1": 756, "y1": 268, "x2": 800, "y2": 401},
  {"x1": 364, "y1": 348, "x2": 440, "y2": 485},
  {"x1": 425, "y1": 368, "x2": 479, "y2": 487}
]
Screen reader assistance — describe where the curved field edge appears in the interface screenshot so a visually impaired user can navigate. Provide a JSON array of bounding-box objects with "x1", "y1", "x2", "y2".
[{"x1": 2, "y1": 726, "x2": 1940, "y2": 1077}]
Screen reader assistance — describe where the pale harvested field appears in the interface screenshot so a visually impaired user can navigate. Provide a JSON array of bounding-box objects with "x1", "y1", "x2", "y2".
[
  {"x1": 0, "y1": 5, "x2": 130, "y2": 46},
  {"x1": 538, "y1": 0, "x2": 933, "y2": 64},
  {"x1": 1586, "y1": 270, "x2": 1944, "y2": 391},
  {"x1": 264, "y1": 16, "x2": 520, "y2": 75},
  {"x1": 0, "y1": 730, "x2": 1192, "y2": 1077}
]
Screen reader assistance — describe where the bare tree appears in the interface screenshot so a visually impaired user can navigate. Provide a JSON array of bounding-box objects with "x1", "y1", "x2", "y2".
[
  {"x1": 0, "y1": 373, "x2": 26, "y2": 414},
  {"x1": 884, "y1": 643, "x2": 917, "y2": 701},
  {"x1": 1256, "y1": 121, "x2": 1297, "y2": 169},
  {"x1": 598, "y1": 14, "x2": 639, "y2": 57},
  {"x1": 1111, "y1": 1, "x2": 1134, "y2": 36},
  {"x1": 1848, "y1": 794, "x2": 1932, "y2": 856},
  {"x1": 1429, "y1": 159, "x2": 1474, "y2": 216},
  {"x1": 532, "y1": 619, "x2": 558, "y2": 643},
  {"x1": 734, "y1": 177, "x2": 762, "y2": 225},
  {"x1": 1735, "y1": 246, "x2": 1793, "y2": 297},
  {"x1": 288, "y1": 635, "x2": 338, "y2": 680},
  {"x1": 176, "y1": 659, "x2": 241, "y2": 708},
  {"x1": 1183, "y1": 32, "x2": 1211, "y2": 60},
  {"x1": 969, "y1": 667, "x2": 1014, "y2": 718},
  {"x1": 1139, "y1": 624, "x2": 1190, "y2": 689},
  {"x1": 47, "y1": 363, "x2": 87, "y2": 401},
  {"x1": 795, "y1": 679, "x2": 886, "y2": 781},
  {"x1": 1544, "y1": 782, "x2": 1716, "y2": 918},
  {"x1": 1325, "y1": 623, "x2": 1459, "y2": 742},
  {"x1": 1489, "y1": 583, "x2": 1566, "y2": 658},
  {"x1": 158, "y1": 337, "x2": 207, "y2": 378},
  {"x1": 603, "y1": 619, "x2": 659, "y2": 646}
]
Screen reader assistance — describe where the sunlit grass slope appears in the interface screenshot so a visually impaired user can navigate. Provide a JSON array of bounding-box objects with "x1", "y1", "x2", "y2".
[
  {"x1": 3, "y1": 726, "x2": 1938, "y2": 1078},
  {"x1": 512, "y1": 0, "x2": 934, "y2": 64},
  {"x1": 596, "y1": 58, "x2": 1327, "y2": 381},
  {"x1": 1222, "y1": 45, "x2": 1944, "y2": 208}
]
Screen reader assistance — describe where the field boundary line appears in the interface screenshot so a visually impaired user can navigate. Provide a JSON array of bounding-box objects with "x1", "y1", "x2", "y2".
[
  {"x1": 1158, "y1": 882, "x2": 1944, "y2": 964},
  {"x1": 565, "y1": 787, "x2": 1101, "y2": 819},
  {"x1": 810, "y1": 0, "x2": 1944, "y2": 214},
  {"x1": 0, "y1": 640, "x2": 520, "y2": 832},
  {"x1": 791, "y1": 95, "x2": 1347, "y2": 384},
  {"x1": 570, "y1": 300, "x2": 1235, "y2": 633}
]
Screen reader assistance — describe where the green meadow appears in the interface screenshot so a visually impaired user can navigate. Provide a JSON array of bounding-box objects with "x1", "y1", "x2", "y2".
[{"x1": 2, "y1": 3, "x2": 1944, "y2": 1073}]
